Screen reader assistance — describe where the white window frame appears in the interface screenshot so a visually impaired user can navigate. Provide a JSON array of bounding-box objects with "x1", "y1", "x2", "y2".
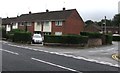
[
  {"x1": 44, "y1": 21, "x2": 49, "y2": 26},
  {"x1": 19, "y1": 22, "x2": 24, "y2": 26},
  {"x1": 55, "y1": 21, "x2": 62, "y2": 26}
]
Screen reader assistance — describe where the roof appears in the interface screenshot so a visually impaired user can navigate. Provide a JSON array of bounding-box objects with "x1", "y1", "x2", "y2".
[
  {"x1": 85, "y1": 23, "x2": 102, "y2": 30},
  {"x1": 2, "y1": 17, "x2": 18, "y2": 24},
  {"x1": 18, "y1": 9, "x2": 76, "y2": 22}
]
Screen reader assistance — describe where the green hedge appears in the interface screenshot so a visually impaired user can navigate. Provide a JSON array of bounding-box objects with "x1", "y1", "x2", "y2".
[
  {"x1": 80, "y1": 32, "x2": 102, "y2": 38},
  {"x1": 2, "y1": 28, "x2": 6, "y2": 38},
  {"x1": 44, "y1": 35, "x2": 88, "y2": 44},
  {"x1": 13, "y1": 32, "x2": 32, "y2": 43},
  {"x1": 6, "y1": 29, "x2": 32, "y2": 43},
  {"x1": 105, "y1": 34, "x2": 112, "y2": 44},
  {"x1": 113, "y1": 36, "x2": 120, "y2": 41}
]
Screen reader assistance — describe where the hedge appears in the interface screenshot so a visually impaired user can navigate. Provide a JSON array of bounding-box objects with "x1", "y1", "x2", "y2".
[
  {"x1": 44, "y1": 35, "x2": 88, "y2": 44},
  {"x1": 113, "y1": 36, "x2": 120, "y2": 41},
  {"x1": 80, "y1": 32, "x2": 102, "y2": 38},
  {"x1": 105, "y1": 34, "x2": 112, "y2": 44},
  {"x1": 13, "y1": 32, "x2": 32, "y2": 43},
  {"x1": 2, "y1": 28, "x2": 6, "y2": 38},
  {"x1": 6, "y1": 29, "x2": 32, "y2": 43}
]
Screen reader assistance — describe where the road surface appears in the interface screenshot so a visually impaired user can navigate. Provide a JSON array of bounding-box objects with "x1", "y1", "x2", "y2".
[{"x1": 1, "y1": 41, "x2": 119, "y2": 73}]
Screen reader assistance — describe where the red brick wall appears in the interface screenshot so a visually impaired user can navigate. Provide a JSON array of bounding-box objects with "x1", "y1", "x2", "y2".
[
  {"x1": 51, "y1": 10, "x2": 84, "y2": 35},
  {"x1": 64, "y1": 9, "x2": 84, "y2": 35},
  {"x1": 18, "y1": 22, "x2": 34, "y2": 34},
  {"x1": 51, "y1": 21, "x2": 65, "y2": 34}
]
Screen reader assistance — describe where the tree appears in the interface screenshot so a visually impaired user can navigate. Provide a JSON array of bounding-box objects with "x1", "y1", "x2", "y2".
[
  {"x1": 85, "y1": 20, "x2": 94, "y2": 25},
  {"x1": 112, "y1": 13, "x2": 120, "y2": 26}
]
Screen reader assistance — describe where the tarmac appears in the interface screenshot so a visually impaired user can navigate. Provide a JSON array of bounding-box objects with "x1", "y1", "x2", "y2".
[{"x1": 1, "y1": 40, "x2": 120, "y2": 68}]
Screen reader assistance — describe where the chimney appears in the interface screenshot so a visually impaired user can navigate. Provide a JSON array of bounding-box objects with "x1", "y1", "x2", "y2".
[
  {"x1": 46, "y1": 9, "x2": 49, "y2": 12},
  {"x1": 29, "y1": 11, "x2": 32, "y2": 14},
  {"x1": 63, "y1": 7, "x2": 65, "y2": 11}
]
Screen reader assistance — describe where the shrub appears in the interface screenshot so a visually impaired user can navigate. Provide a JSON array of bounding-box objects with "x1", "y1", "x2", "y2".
[
  {"x1": 2, "y1": 28, "x2": 6, "y2": 38},
  {"x1": 44, "y1": 35, "x2": 63, "y2": 43},
  {"x1": 105, "y1": 34, "x2": 112, "y2": 44},
  {"x1": 44, "y1": 35, "x2": 88, "y2": 44},
  {"x1": 13, "y1": 32, "x2": 32, "y2": 43},
  {"x1": 80, "y1": 32, "x2": 102, "y2": 38},
  {"x1": 113, "y1": 36, "x2": 120, "y2": 41}
]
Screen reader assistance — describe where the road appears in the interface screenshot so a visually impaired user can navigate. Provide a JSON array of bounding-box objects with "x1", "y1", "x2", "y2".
[{"x1": 1, "y1": 41, "x2": 120, "y2": 73}]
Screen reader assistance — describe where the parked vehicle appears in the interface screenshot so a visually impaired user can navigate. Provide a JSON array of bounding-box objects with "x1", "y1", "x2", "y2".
[{"x1": 32, "y1": 34, "x2": 43, "y2": 44}]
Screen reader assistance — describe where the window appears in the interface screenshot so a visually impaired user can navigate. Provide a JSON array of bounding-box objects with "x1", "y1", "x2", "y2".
[
  {"x1": 55, "y1": 21, "x2": 62, "y2": 26},
  {"x1": 55, "y1": 32, "x2": 62, "y2": 35},
  {"x1": 37, "y1": 22, "x2": 41, "y2": 26},
  {"x1": 44, "y1": 21, "x2": 49, "y2": 26},
  {"x1": 19, "y1": 22, "x2": 24, "y2": 26},
  {"x1": 27, "y1": 22, "x2": 32, "y2": 26}
]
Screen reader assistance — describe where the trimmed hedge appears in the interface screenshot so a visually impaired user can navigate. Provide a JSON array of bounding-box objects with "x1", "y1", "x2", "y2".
[
  {"x1": 2, "y1": 28, "x2": 6, "y2": 38},
  {"x1": 13, "y1": 32, "x2": 32, "y2": 43},
  {"x1": 105, "y1": 34, "x2": 112, "y2": 44},
  {"x1": 113, "y1": 36, "x2": 120, "y2": 41},
  {"x1": 80, "y1": 32, "x2": 102, "y2": 38},
  {"x1": 44, "y1": 35, "x2": 88, "y2": 44},
  {"x1": 6, "y1": 29, "x2": 32, "y2": 43}
]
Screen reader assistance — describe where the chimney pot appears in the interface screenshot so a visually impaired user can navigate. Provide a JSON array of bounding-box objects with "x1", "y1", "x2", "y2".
[
  {"x1": 46, "y1": 9, "x2": 49, "y2": 12},
  {"x1": 29, "y1": 11, "x2": 32, "y2": 14},
  {"x1": 63, "y1": 7, "x2": 65, "y2": 10}
]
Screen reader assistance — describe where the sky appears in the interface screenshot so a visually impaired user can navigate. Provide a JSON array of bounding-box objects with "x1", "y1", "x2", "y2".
[{"x1": 0, "y1": 0, "x2": 120, "y2": 21}]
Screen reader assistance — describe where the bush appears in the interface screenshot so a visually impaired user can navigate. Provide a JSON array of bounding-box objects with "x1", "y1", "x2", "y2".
[
  {"x1": 80, "y1": 32, "x2": 102, "y2": 38},
  {"x1": 6, "y1": 29, "x2": 32, "y2": 43},
  {"x1": 44, "y1": 35, "x2": 63, "y2": 43},
  {"x1": 13, "y1": 32, "x2": 32, "y2": 43},
  {"x1": 44, "y1": 35, "x2": 88, "y2": 44},
  {"x1": 2, "y1": 28, "x2": 6, "y2": 38},
  {"x1": 113, "y1": 36, "x2": 120, "y2": 41},
  {"x1": 105, "y1": 34, "x2": 112, "y2": 44}
]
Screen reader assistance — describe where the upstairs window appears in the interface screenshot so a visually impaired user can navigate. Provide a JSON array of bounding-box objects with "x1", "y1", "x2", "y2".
[
  {"x1": 44, "y1": 21, "x2": 49, "y2": 26},
  {"x1": 37, "y1": 22, "x2": 41, "y2": 26},
  {"x1": 27, "y1": 22, "x2": 32, "y2": 26},
  {"x1": 55, "y1": 21, "x2": 62, "y2": 26},
  {"x1": 19, "y1": 22, "x2": 24, "y2": 26}
]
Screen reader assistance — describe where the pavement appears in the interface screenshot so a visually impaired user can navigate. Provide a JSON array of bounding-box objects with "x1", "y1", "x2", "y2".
[{"x1": 1, "y1": 40, "x2": 120, "y2": 68}]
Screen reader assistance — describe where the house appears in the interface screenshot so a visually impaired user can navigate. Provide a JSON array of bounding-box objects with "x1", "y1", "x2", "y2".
[
  {"x1": 101, "y1": 26, "x2": 120, "y2": 34},
  {"x1": 2, "y1": 8, "x2": 85, "y2": 35},
  {"x1": 2, "y1": 17, "x2": 18, "y2": 32},
  {"x1": 84, "y1": 23, "x2": 102, "y2": 33}
]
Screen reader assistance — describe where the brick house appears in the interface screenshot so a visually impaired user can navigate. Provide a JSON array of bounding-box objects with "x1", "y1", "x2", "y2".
[
  {"x1": 2, "y1": 9, "x2": 85, "y2": 35},
  {"x1": 84, "y1": 24, "x2": 102, "y2": 33},
  {"x1": 2, "y1": 17, "x2": 18, "y2": 32}
]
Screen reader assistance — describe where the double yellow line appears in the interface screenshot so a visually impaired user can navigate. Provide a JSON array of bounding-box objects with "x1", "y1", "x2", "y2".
[{"x1": 112, "y1": 53, "x2": 120, "y2": 62}]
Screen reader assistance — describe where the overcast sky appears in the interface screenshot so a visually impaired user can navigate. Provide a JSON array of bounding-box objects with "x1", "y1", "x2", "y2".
[{"x1": 0, "y1": 0, "x2": 120, "y2": 21}]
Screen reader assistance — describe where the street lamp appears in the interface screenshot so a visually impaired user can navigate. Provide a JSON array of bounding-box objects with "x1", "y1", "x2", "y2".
[{"x1": 103, "y1": 16, "x2": 107, "y2": 34}]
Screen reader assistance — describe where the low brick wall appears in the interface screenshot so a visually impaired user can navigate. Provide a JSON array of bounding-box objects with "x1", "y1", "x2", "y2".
[
  {"x1": 88, "y1": 38, "x2": 102, "y2": 46},
  {"x1": 44, "y1": 43, "x2": 88, "y2": 47}
]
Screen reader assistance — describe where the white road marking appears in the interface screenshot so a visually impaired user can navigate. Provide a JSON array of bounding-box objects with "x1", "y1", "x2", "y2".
[
  {"x1": 5, "y1": 43, "x2": 120, "y2": 68},
  {"x1": 0, "y1": 49, "x2": 19, "y2": 55},
  {"x1": 31, "y1": 57, "x2": 80, "y2": 72}
]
